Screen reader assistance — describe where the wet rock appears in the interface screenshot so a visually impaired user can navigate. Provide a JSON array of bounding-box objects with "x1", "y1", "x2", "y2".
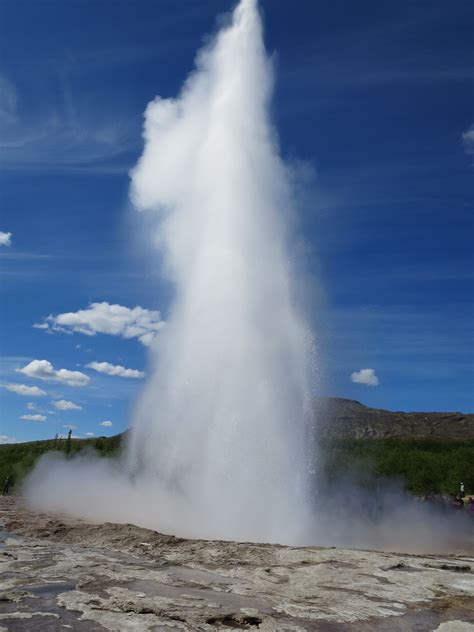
[{"x1": 0, "y1": 496, "x2": 473, "y2": 631}]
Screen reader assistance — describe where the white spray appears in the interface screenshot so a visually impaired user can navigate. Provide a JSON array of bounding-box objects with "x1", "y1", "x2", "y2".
[
  {"x1": 24, "y1": 0, "x2": 473, "y2": 554},
  {"x1": 25, "y1": 0, "x2": 316, "y2": 546},
  {"x1": 126, "y1": 0, "x2": 314, "y2": 543}
]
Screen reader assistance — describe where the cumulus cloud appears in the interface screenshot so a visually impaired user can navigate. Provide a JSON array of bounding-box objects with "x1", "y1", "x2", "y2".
[
  {"x1": 86, "y1": 361, "x2": 145, "y2": 379},
  {"x1": 34, "y1": 302, "x2": 164, "y2": 346},
  {"x1": 99, "y1": 420, "x2": 113, "y2": 428},
  {"x1": 462, "y1": 125, "x2": 474, "y2": 155},
  {"x1": 21, "y1": 414, "x2": 46, "y2": 422},
  {"x1": 17, "y1": 360, "x2": 89, "y2": 387},
  {"x1": 53, "y1": 399, "x2": 82, "y2": 411},
  {"x1": 85, "y1": 432, "x2": 95, "y2": 437},
  {"x1": 0, "y1": 231, "x2": 12, "y2": 247},
  {"x1": 0, "y1": 435, "x2": 16, "y2": 444},
  {"x1": 3, "y1": 383, "x2": 47, "y2": 397},
  {"x1": 350, "y1": 368, "x2": 379, "y2": 386}
]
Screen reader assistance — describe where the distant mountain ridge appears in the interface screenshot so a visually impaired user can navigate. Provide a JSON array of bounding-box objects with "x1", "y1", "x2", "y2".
[
  {"x1": 315, "y1": 398, "x2": 474, "y2": 441},
  {"x1": 1, "y1": 399, "x2": 472, "y2": 494}
]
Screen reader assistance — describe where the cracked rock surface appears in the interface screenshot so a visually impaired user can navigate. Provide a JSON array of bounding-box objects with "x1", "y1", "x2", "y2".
[{"x1": 0, "y1": 496, "x2": 473, "y2": 630}]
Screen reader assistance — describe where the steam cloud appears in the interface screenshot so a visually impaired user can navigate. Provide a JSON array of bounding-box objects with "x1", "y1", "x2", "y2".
[
  {"x1": 24, "y1": 0, "x2": 472, "y2": 553},
  {"x1": 26, "y1": 0, "x2": 313, "y2": 545}
]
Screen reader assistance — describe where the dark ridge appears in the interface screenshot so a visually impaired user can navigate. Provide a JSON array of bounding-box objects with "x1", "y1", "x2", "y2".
[{"x1": 314, "y1": 398, "x2": 474, "y2": 441}]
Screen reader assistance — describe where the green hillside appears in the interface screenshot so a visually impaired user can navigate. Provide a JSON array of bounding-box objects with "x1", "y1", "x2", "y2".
[
  {"x1": 0, "y1": 433, "x2": 123, "y2": 491},
  {"x1": 1, "y1": 432, "x2": 473, "y2": 496},
  {"x1": 321, "y1": 437, "x2": 474, "y2": 495}
]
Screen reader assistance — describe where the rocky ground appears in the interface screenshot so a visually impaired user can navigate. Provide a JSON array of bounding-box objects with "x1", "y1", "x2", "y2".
[{"x1": 0, "y1": 496, "x2": 473, "y2": 631}]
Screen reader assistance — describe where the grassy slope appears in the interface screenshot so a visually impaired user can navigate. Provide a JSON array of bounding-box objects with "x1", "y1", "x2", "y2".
[
  {"x1": 1, "y1": 433, "x2": 473, "y2": 495},
  {"x1": 322, "y1": 438, "x2": 474, "y2": 494},
  {"x1": 0, "y1": 434, "x2": 123, "y2": 491}
]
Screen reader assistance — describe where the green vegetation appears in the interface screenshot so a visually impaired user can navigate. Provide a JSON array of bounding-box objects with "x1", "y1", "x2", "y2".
[
  {"x1": 322, "y1": 438, "x2": 474, "y2": 495},
  {"x1": 0, "y1": 434, "x2": 124, "y2": 491},
  {"x1": 1, "y1": 434, "x2": 473, "y2": 495}
]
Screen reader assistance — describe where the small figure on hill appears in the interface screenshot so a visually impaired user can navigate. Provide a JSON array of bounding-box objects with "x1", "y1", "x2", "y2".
[
  {"x1": 460, "y1": 482, "x2": 465, "y2": 498},
  {"x1": 66, "y1": 428, "x2": 72, "y2": 454},
  {"x1": 2, "y1": 476, "x2": 10, "y2": 496}
]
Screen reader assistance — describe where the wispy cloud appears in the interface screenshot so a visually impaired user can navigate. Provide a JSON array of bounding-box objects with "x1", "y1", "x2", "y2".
[
  {"x1": 326, "y1": 303, "x2": 473, "y2": 391},
  {"x1": 99, "y1": 420, "x2": 113, "y2": 428},
  {"x1": 17, "y1": 360, "x2": 89, "y2": 387},
  {"x1": 462, "y1": 125, "x2": 474, "y2": 156},
  {"x1": 86, "y1": 361, "x2": 145, "y2": 379},
  {"x1": 280, "y1": 7, "x2": 474, "y2": 99},
  {"x1": 0, "y1": 73, "x2": 136, "y2": 172},
  {"x1": 20, "y1": 414, "x2": 47, "y2": 422},
  {"x1": 53, "y1": 399, "x2": 82, "y2": 411},
  {"x1": 0, "y1": 252, "x2": 52, "y2": 260},
  {"x1": 2, "y1": 383, "x2": 47, "y2": 397},
  {"x1": 0, "y1": 76, "x2": 18, "y2": 125},
  {"x1": 36, "y1": 302, "x2": 164, "y2": 346}
]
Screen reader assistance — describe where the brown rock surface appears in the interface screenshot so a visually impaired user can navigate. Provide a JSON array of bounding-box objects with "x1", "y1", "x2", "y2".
[
  {"x1": 1, "y1": 496, "x2": 473, "y2": 630},
  {"x1": 315, "y1": 398, "x2": 474, "y2": 440}
]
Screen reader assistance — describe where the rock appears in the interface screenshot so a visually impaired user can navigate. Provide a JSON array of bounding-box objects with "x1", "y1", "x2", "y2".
[
  {"x1": 315, "y1": 398, "x2": 474, "y2": 440},
  {"x1": 0, "y1": 496, "x2": 473, "y2": 630}
]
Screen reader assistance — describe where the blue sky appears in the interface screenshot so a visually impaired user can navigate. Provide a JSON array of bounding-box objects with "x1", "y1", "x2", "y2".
[{"x1": 1, "y1": 0, "x2": 473, "y2": 443}]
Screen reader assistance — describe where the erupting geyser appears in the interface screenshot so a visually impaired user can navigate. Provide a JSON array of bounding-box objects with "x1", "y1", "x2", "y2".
[
  {"x1": 127, "y1": 0, "x2": 315, "y2": 543},
  {"x1": 24, "y1": 0, "x2": 473, "y2": 554},
  {"x1": 25, "y1": 0, "x2": 318, "y2": 547}
]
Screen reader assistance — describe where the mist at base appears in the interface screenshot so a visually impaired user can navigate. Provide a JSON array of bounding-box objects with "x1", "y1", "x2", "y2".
[
  {"x1": 23, "y1": 0, "x2": 472, "y2": 554},
  {"x1": 25, "y1": 449, "x2": 472, "y2": 554}
]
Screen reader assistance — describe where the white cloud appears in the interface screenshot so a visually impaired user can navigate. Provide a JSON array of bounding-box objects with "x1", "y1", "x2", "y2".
[
  {"x1": 17, "y1": 359, "x2": 89, "y2": 387},
  {"x1": 462, "y1": 125, "x2": 474, "y2": 155},
  {"x1": 26, "y1": 402, "x2": 37, "y2": 410},
  {"x1": 0, "y1": 435, "x2": 16, "y2": 444},
  {"x1": 0, "y1": 231, "x2": 12, "y2": 246},
  {"x1": 99, "y1": 420, "x2": 113, "y2": 428},
  {"x1": 2, "y1": 383, "x2": 47, "y2": 397},
  {"x1": 62, "y1": 424, "x2": 77, "y2": 430},
  {"x1": 350, "y1": 368, "x2": 379, "y2": 386},
  {"x1": 53, "y1": 399, "x2": 82, "y2": 411},
  {"x1": 35, "y1": 302, "x2": 164, "y2": 346},
  {"x1": 21, "y1": 414, "x2": 46, "y2": 422},
  {"x1": 85, "y1": 432, "x2": 95, "y2": 437},
  {"x1": 86, "y1": 361, "x2": 145, "y2": 379},
  {"x1": 33, "y1": 323, "x2": 49, "y2": 330}
]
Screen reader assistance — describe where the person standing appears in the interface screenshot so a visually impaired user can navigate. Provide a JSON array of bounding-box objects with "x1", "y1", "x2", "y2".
[{"x1": 2, "y1": 476, "x2": 10, "y2": 496}]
